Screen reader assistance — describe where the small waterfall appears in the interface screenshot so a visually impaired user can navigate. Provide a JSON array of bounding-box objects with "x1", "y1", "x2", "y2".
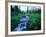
[{"x1": 13, "y1": 16, "x2": 30, "y2": 31}]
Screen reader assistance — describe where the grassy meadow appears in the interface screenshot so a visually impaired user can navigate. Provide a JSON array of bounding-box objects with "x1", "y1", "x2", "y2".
[{"x1": 11, "y1": 6, "x2": 41, "y2": 31}]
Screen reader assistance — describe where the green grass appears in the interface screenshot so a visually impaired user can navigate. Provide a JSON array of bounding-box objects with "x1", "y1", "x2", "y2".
[{"x1": 11, "y1": 13, "x2": 41, "y2": 31}]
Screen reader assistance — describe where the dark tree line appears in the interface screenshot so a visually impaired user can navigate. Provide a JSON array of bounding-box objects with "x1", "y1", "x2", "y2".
[
  {"x1": 11, "y1": 5, "x2": 41, "y2": 16},
  {"x1": 11, "y1": 5, "x2": 21, "y2": 16}
]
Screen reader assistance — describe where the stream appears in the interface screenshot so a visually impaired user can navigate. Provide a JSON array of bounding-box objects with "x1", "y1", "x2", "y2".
[{"x1": 13, "y1": 16, "x2": 30, "y2": 31}]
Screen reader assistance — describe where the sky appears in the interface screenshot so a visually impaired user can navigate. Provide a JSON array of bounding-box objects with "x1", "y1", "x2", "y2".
[
  {"x1": 12, "y1": 5, "x2": 41, "y2": 12},
  {"x1": 19, "y1": 6, "x2": 27, "y2": 12},
  {"x1": 18, "y1": 6, "x2": 41, "y2": 12}
]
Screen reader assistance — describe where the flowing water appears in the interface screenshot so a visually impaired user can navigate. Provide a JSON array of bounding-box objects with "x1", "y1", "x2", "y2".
[{"x1": 13, "y1": 16, "x2": 30, "y2": 31}]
